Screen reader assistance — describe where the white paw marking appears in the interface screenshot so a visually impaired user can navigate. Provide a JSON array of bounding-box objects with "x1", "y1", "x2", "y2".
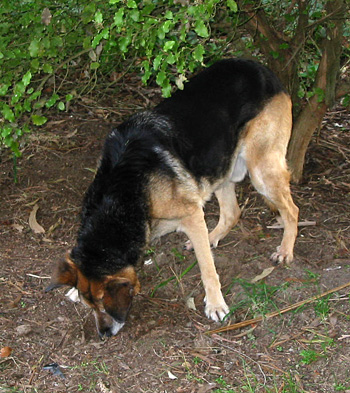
[
  {"x1": 204, "y1": 296, "x2": 229, "y2": 322},
  {"x1": 270, "y1": 246, "x2": 293, "y2": 264}
]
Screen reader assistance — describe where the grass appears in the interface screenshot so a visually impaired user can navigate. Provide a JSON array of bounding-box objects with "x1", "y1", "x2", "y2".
[
  {"x1": 150, "y1": 259, "x2": 198, "y2": 297},
  {"x1": 299, "y1": 349, "x2": 321, "y2": 365},
  {"x1": 225, "y1": 278, "x2": 289, "y2": 319},
  {"x1": 209, "y1": 371, "x2": 308, "y2": 393}
]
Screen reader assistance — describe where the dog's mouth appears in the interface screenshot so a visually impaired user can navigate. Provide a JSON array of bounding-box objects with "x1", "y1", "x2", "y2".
[
  {"x1": 94, "y1": 310, "x2": 125, "y2": 338},
  {"x1": 65, "y1": 287, "x2": 126, "y2": 338}
]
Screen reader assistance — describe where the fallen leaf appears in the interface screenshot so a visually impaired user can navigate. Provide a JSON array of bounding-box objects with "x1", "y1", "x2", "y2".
[
  {"x1": 167, "y1": 370, "x2": 177, "y2": 380},
  {"x1": 0, "y1": 346, "x2": 12, "y2": 358},
  {"x1": 29, "y1": 204, "x2": 45, "y2": 234},
  {"x1": 186, "y1": 297, "x2": 196, "y2": 311},
  {"x1": 12, "y1": 223, "x2": 24, "y2": 232},
  {"x1": 251, "y1": 267, "x2": 275, "y2": 283}
]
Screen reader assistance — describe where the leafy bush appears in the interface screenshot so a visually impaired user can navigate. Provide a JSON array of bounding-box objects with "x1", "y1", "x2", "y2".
[{"x1": 0, "y1": 0, "x2": 238, "y2": 155}]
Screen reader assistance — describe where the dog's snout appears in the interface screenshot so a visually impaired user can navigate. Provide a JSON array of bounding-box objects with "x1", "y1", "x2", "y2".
[{"x1": 94, "y1": 309, "x2": 126, "y2": 338}]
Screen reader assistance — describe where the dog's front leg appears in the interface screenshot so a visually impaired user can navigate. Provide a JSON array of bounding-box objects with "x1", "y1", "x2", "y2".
[{"x1": 180, "y1": 208, "x2": 229, "y2": 322}]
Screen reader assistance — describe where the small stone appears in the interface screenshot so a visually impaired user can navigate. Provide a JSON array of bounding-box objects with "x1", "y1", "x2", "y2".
[{"x1": 16, "y1": 325, "x2": 32, "y2": 336}]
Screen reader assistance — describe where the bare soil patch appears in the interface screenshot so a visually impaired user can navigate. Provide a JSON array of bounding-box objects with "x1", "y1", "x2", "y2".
[{"x1": 1, "y1": 90, "x2": 350, "y2": 393}]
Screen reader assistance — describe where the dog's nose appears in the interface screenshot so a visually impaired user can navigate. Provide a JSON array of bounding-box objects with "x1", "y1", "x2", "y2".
[{"x1": 98, "y1": 326, "x2": 115, "y2": 340}]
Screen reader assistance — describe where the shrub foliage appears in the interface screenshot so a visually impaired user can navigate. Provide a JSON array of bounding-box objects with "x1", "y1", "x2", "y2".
[{"x1": 0, "y1": 0, "x2": 237, "y2": 155}]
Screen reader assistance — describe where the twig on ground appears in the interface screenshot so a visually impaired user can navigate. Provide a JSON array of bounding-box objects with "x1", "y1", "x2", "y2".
[
  {"x1": 266, "y1": 220, "x2": 316, "y2": 229},
  {"x1": 207, "y1": 281, "x2": 350, "y2": 335}
]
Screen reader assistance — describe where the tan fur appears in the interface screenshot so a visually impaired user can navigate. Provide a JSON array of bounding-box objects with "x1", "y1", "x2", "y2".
[{"x1": 146, "y1": 93, "x2": 298, "y2": 321}]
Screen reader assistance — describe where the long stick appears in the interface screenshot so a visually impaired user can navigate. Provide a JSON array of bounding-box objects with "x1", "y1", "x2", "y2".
[{"x1": 207, "y1": 281, "x2": 350, "y2": 335}]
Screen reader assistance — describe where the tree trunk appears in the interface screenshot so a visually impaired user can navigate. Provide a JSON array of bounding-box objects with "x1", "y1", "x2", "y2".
[
  {"x1": 287, "y1": 0, "x2": 345, "y2": 182},
  {"x1": 238, "y1": 0, "x2": 347, "y2": 182},
  {"x1": 287, "y1": 98, "x2": 327, "y2": 182}
]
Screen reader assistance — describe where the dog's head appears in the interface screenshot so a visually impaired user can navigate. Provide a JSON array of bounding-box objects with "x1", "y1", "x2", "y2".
[{"x1": 45, "y1": 254, "x2": 140, "y2": 338}]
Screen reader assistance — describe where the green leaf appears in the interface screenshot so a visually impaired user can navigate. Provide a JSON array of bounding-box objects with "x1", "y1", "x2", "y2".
[
  {"x1": 163, "y1": 40, "x2": 175, "y2": 51},
  {"x1": 29, "y1": 39, "x2": 40, "y2": 57},
  {"x1": 31, "y1": 115, "x2": 47, "y2": 126},
  {"x1": 194, "y1": 20, "x2": 209, "y2": 38},
  {"x1": 164, "y1": 10, "x2": 173, "y2": 19},
  {"x1": 95, "y1": 10, "x2": 103, "y2": 24},
  {"x1": 227, "y1": 0, "x2": 238, "y2": 12},
  {"x1": 314, "y1": 87, "x2": 325, "y2": 103},
  {"x1": 162, "y1": 20, "x2": 172, "y2": 34},
  {"x1": 130, "y1": 9, "x2": 140, "y2": 22},
  {"x1": 156, "y1": 71, "x2": 167, "y2": 86},
  {"x1": 153, "y1": 54, "x2": 163, "y2": 71},
  {"x1": 0, "y1": 84, "x2": 9, "y2": 96},
  {"x1": 58, "y1": 102, "x2": 65, "y2": 111},
  {"x1": 83, "y1": 37, "x2": 92, "y2": 49},
  {"x1": 193, "y1": 44, "x2": 205, "y2": 62},
  {"x1": 118, "y1": 36, "x2": 131, "y2": 53},
  {"x1": 2, "y1": 104, "x2": 15, "y2": 122},
  {"x1": 45, "y1": 93, "x2": 59, "y2": 108},
  {"x1": 127, "y1": 0, "x2": 137, "y2": 8},
  {"x1": 1, "y1": 125, "x2": 12, "y2": 137},
  {"x1": 114, "y1": 8, "x2": 125, "y2": 27},
  {"x1": 90, "y1": 62, "x2": 100, "y2": 69},
  {"x1": 31, "y1": 59, "x2": 40, "y2": 70},
  {"x1": 43, "y1": 63, "x2": 53, "y2": 73},
  {"x1": 166, "y1": 54, "x2": 176, "y2": 64},
  {"x1": 23, "y1": 99, "x2": 31, "y2": 112},
  {"x1": 82, "y1": 3, "x2": 96, "y2": 24},
  {"x1": 28, "y1": 90, "x2": 42, "y2": 102},
  {"x1": 65, "y1": 94, "x2": 74, "y2": 102},
  {"x1": 162, "y1": 83, "x2": 172, "y2": 98},
  {"x1": 342, "y1": 94, "x2": 350, "y2": 107},
  {"x1": 22, "y1": 71, "x2": 32, "y2": 86},
  {"x1": 109, "y1": 0, "x2": 121, "y2": 3},
  {"x1": 279, "y1": 43, "x2": 290, "y2": 50}
]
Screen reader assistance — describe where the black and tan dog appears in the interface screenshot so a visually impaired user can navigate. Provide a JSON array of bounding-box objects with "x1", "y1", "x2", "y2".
[{"x1": 46, "y1": 58, "x2": 299, "y2": 337}]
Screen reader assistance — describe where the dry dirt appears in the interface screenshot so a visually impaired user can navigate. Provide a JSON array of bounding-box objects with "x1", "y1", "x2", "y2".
[{"x1": 1, "y1": 90, "x2": 350, "y2": 393}]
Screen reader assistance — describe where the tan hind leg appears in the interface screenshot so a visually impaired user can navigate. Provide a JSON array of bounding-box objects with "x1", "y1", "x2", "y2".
[
  {"x1": 249, "y1": 160, "x2": 299, "y2": 263},
  {"x1": 244, "y1": 92, "x2": 298, "y2": 264}
]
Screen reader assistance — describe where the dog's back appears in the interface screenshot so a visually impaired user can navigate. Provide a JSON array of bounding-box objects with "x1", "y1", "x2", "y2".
[{"x1": 155, "y1": 58, "x2": 285, "y2": 179}]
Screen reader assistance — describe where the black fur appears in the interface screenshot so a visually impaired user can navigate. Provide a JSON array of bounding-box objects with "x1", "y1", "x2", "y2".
[{"x1": 71, "y1": 58, "x2": 284, "y2": 279}]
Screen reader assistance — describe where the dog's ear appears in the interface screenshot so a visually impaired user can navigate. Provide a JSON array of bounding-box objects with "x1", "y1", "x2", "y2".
[
  {"x1": 102, "y1": 267, "x2": 140, "y2": 321},
  {"x1": 45, "y1": 254, "x2": 78, "y2": 292}
]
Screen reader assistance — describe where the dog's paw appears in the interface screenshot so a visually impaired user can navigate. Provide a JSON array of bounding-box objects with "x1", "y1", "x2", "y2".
[
  {"x1": 184, "y1": 238, "x2": 219, "y2": 252},
  {"x1": 204, "y1": 297, "x2": 230, "y2": 322},
  {"x1": 184, "y1": 240, "x2": 194, "y2": 251},
  {"x1": 270, "y1": 246, "x2": 293, "y2": 265}
]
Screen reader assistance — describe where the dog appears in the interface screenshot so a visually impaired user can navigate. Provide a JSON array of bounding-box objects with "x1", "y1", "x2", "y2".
[{"x1": 46, "y1": 58, "x2": 299, "y2": 338}]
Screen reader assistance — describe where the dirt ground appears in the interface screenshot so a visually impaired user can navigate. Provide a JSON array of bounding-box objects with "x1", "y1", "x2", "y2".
[{"x1": 1, "y1": 88, "x2": 350, "y2": 393}]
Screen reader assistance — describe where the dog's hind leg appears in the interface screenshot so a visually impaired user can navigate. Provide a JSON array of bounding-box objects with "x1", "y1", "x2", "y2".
[
  {"x1": 208, "y1": 182, "x2": 241, "y2": 248},
  {"x1": 249, "y1": 159, "x2": 298, "y2": 264},
  {"x1": 244, "y1": 93, "x2": 298, "y2": 264},
  {"x1": 180, "y1": 207, "x2": 229, "y2": 321}
]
